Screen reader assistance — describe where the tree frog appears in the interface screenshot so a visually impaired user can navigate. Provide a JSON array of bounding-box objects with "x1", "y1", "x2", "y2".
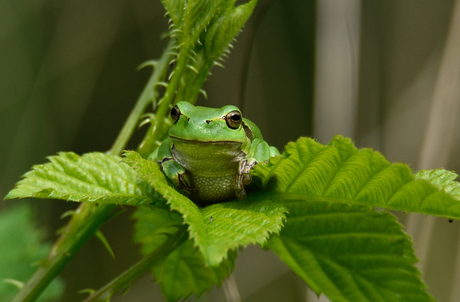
[{"x1": 151, "y1": 101, "x2": 279, "y2": 205}]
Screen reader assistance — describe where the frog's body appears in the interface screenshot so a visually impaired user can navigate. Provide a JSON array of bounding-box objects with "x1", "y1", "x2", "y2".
[{"x1": 151, "y1": 101, "x2": 279, "y2": 205}]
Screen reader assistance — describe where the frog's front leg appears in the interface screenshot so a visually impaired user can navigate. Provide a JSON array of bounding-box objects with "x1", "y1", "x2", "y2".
[
  {"x1": 234, "y1": 138, "x2": 278, "y2": 200},
  {"x1": 153, "y1": 138, "x2": 192, "y2": 194}
]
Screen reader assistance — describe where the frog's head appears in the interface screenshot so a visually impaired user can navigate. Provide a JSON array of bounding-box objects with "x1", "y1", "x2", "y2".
[{"x1": 168, "y1": 101, "x2": 253, "y2": 143}]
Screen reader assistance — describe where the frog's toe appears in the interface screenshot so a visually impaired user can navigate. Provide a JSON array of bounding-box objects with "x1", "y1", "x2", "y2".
[
  {"x1": 242, "y1": 173, "x2": 252, "y2": 185},
  {"x1": 236, "y1": 188, "x2": 247, "y2": 200}
]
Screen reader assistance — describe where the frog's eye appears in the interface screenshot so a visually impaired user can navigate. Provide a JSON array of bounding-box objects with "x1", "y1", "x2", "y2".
[
  {"x1": 171, "y1": 105, "x2": 181, "y2": 124},
  {"x1": 225, "y1": 110, "x2": 242, "y2": 129}
]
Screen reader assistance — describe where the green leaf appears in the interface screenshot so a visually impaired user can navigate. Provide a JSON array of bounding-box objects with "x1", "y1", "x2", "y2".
[
  {"x1": 5, "y1": 152, "x2": 153, "y2": 206},
  {"x1": 415, "y1": 169, "x2": 460, "y2": 200},
  {"x1": 205, "y1": 0, "x2": 258, "y2": 61},
  {"x1": 124, "y1": 151, "x2": 205, "y2": 257},
  {"x1": 158, "y1": 0, "x2": 258, "y2": 104},
  {"x1": 254, "y1": 135, "x2": 460, "y2": 220},
  {"x1": 160, "y1": 0, "x2": 186, "y2": 31},
  {"x1": 266, "y1": 201, "x2": 433, "y2": 302},
  {"x1": 133, "y1": 206, "x2": 236, "y2": 302},
  {"x1": 154, "y1": 241, "x2": 237, "y2": 302},
  {"x1": 0, "y1": 205, "x2": 64, "y2": 302},
  {"x1": 200, "y1": 191, "x2": 286, "y2": 266},
  {"x1": 162, "y1": 0, "x2": 225, "y2": 46},
  {"x1": 254, "y1": 136, "x2": 452, "y2": 300},
  {"x1": 133, "y1": 206, "x2": 184, "y2": 256},
  {"x1": 126, "y1": 152, "x2": 288, "y2": 267}
]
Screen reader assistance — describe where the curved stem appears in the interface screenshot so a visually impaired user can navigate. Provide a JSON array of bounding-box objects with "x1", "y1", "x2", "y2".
[
  {"x1": 83, "y1": 226, "x2": 188, "y2": 302},
  {"x1": 109, "y1": 39, "x2": 175, "y2": 155},
  {"x1": 11, "y1": 204, "x2": 116, "y2": 302}
]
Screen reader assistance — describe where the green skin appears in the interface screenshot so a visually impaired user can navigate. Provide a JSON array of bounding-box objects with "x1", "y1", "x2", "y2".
[{"x1": 151, "y1": 101, "x2": 279, "y2": 205}]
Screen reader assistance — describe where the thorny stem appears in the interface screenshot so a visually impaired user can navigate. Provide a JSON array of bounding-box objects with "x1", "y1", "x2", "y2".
[
  {"x1": 183, "y1": 59, "x2": 214, "y2": 104},
  {"x1": 109, "y1": 39, "x2": 175, "y2": 155},
  {"x1": 83, "y1": 226, "x2": 188, "y2": 302},
  {"x1": 149, "y1": 44, "x2": 191, "y2": 144}
]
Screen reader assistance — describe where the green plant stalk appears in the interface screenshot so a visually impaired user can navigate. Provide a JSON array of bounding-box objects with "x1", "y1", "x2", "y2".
[
  {"x1": 11, "y1": 203, "x2": 116, "y2": 302},
  {"x1": 83, "y1": 226, "x2": 188, "y2": 302},
  {"x1": 11, "y1": 40, "x2": 176, "y2": 302},
  {"x1": 183, "y1": 59, "x2": 214, "y2": 103},
  {"x1": 110, "y1": 39, "x2": 175, "y2": 154},
  {"x1": 147, "y1": 45, "x2": 191, "y2": 146}
]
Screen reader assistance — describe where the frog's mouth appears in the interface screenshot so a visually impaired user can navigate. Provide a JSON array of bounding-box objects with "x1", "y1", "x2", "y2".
[
  {"x1": 169, "y1": 136, "x2": 243, "y2": 145},
  {"x1": 170, "y1": 136, "x2": 245, "y2": 160}
]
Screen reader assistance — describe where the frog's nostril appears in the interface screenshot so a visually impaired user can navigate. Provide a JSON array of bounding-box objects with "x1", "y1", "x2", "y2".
[{"x1": 205, "y1": 120, "x2": 211, "y2": 125}]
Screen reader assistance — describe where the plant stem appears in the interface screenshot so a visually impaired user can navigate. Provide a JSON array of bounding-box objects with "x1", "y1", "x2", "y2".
[
  {"x1": 109, "y1": 39, "x2": 175, "y2": 155},
  {"x1": 145, "y1": 45, "x2": 190, "y2": 146},
  {"x1": 185, "y1": 59, "x2": 214, "y2": 103},
  {"x1": 83, "y1": 226, "x2": 188, "y2": 302},
  {"x1": 137, "y1": 44, "x2": 192, "y2": 157},
  {"x1": 11, "y1": 40, "x2": 176, "y2": 302}
]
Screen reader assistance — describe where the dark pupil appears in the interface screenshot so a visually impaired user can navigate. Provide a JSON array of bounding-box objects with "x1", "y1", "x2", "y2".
[
  {"x1": 171, "y1": 108, "x2": 178, "y2": 117},
  {"x1": 231, "y1": 114, "x2": 241, "y2": 121}
]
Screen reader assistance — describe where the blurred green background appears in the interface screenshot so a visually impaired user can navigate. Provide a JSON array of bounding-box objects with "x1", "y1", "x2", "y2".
[{"x1": 1, "y1": 0, "x2": 460, "y2": 301}]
